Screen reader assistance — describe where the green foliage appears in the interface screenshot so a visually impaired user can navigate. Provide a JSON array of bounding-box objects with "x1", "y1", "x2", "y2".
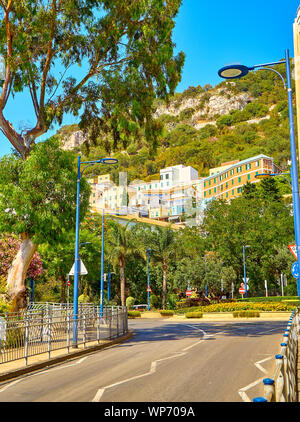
[
  {"x1": 0, "y1": 137, "x2": 90, "y2": 245},
  {"x1": 233, "y1": 311, "x2": 260, "y2": 318},
  {"x1": 159, "y1": 310, "x2": 174, "y2": 316},
  {"x1": 127, "y1": 310, "x2": 141, "y2": 318},
  {"x1": 185, "y1": 312, "x2": 203, "y2": 318},
  {"x1": 0, "y1": 0, "x2": 184, "y2": 157},
  {"x1": 126, "y1": 296, "x2": 135, "y2": 309}
]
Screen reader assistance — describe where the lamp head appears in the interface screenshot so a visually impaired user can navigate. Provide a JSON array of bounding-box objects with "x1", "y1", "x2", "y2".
[
  {"x1": 218, "y1": 64, "x2": 253, "y2": 79},
  {"x1": 98, "y1": 158, "x2": 118, "y2": 164},
  {"x1": 254, "y1": 173, "x2": 272, "y2": 180}
]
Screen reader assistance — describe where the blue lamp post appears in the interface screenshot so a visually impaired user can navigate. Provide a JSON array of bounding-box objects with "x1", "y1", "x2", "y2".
[
  {"x1": 218, "y1": 49, "x2": 300, "y2": 297},
  {"x1": 73, "y1": 155, "x2": 118, "y2": 347},
  {"x1": 100, "y1": 208, "x2": 105, "y2": 317},
  {"x1": 146, "y1": 248, "x2": 152, "y2": 311}
]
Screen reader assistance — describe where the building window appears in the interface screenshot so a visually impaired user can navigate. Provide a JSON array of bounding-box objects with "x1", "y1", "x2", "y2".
[
  {"x1": 209, "y1": 189, "x2": 211, "y2": 195},
  {"x1": 256, "y1": 161, "x2": 260, "y2": 167},
  {"x1": 230, "y1": 169, "x2": 234, "y2": 175},
  {"x1": 226, "y1": 192, "x2": 228, "y2": 198},
  {"x1": 232, "y1": 189, "x2": 234, "y2": 195},
  {"x1": 204, "y1": 181, "x2": 206, "y2": 188},
  {"x1": 204, "y1": 192, "x2": 206, "y2": 197},
  {"x1": 160, "y1": 175, "x2": 163, "y2": 180},
  {"x1": 214, "y1": 178, "x2": 216, "y2": 184},
  {"x1": 238, "y1": 177, "x2": 241, "y2": 183},
  {"x1": 214, "y1": 187, "x2": 216, "y2": 193},
  {"x1": 166, "y1": 174, "x2": 169, "y2": 179},
  {"x1": 247, "y1": 174, "x2": 250, "y2": 180},
  {"x1": 232, "y1": 179, "x2": 234, "y2": 185}
]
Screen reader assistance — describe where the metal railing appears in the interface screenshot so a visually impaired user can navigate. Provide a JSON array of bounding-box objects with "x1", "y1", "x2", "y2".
[
  {"x1": 253, "y1": 308, "x2": 299, "y2": 402},
  {"x1": 0, "y1": 304, "x2": 128, "y2": 366}
]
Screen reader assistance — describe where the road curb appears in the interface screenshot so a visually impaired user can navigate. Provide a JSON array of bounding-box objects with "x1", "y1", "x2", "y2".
[{"x1": 0, "y1": 331, "x2": 133, "y2": 383}]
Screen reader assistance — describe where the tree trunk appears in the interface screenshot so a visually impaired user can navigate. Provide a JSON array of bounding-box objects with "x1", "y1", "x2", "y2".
[
  {"x1": 162, "y1": 260, "x2": 168, "y2": 310},
  {"x1": 119, "y1": 258, "x2": 126, "y2": 307},
  {"x1": 59, "y1": 274, "x2": 66, "y2": 303},
  {"x1": 6, "y1": 233, "x2": 38, "y2": 312}
]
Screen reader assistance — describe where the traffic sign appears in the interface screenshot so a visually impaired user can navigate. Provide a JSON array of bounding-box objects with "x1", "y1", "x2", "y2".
[
  {"x1": 69, "y1": 258, "x2": 88, "y2": 276},
  {"x1": 186, "y1": 289, "x2": 192, "y2": 297},
  {"x1": 239, "y1": 287, "x2": 246, "y2": 294},
  {"x1": 240, "y1": 282, "x2": 249, "y2": 291},
  {"x1": 292, "y1": 262, "x2": 299, "y2": 278},
  {"x1": 289, "y1": 245, "x2": 297, "y2": 260},
  {"x1": 147, "y1": 287, "x2": 152, "y2": 293}
]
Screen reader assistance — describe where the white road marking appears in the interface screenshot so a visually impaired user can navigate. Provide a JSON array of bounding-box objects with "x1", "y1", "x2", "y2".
[
  {"x1": 91, "y1": 324, "x2": 208, "y2": 402},
  {"x1": 238, "y1": 356, "x2": 274, "y2": 401}
]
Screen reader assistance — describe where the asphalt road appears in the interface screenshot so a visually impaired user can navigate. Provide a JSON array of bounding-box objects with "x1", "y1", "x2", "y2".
[{"x1": 0, "y1": 318, "x2": 288, "y2": 402}]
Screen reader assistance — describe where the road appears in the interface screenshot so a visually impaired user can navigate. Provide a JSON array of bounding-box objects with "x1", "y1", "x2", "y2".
[{"x1": 0, "y1": 318, "x2": 288, "y2": 402}]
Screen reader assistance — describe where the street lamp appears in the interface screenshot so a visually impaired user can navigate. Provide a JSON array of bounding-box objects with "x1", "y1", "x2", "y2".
[
  {"x1": 255, "y1": 172, "x2": 291, "y2": 186},
  {"x1": 73, "y1": 155, "x2": 118, "y2": 347},
  {"x1": 218, "y1": 49, "x2": 300, "y2": 297},
  {"x1": 242, "y1": 245, "x2": 250, "y2": 298},
  {"x1": 146, "y1": 249, "x2": 152, "y2": 311}
]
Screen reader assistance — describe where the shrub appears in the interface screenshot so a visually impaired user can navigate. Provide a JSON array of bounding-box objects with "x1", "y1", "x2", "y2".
[
  {"x1": 185, "y1": 312, "x2": 203, "y2": 319},
  {"x1": 126, "y1": 296, "x2": 135, "y2": 309},
  {"x1": 127, "y1": 310, "x2": 141, "y2": 318},
  {"x1": 233, "y1": 311, "x2": 260, "y2": 318},
  {"x1": 160, "y1": 310, "x2": 174, "y2": 317}
]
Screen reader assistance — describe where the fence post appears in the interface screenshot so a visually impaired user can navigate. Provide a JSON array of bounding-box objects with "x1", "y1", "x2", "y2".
[
  {"x1": 24, "y1": 317, "x2": 29, "y2": 366},
  {"x1": 275, "y1": 354, "x2": 285, "y2": 402},
  {"x1": 109, "y1": 308, "x2": 112, "y2": 339},
  {"x1": 116, "y1": 308, "x2": 119, "y2": 337},
  {"x1": 263, "y1": 378, "x2": 275, "y2": 402},
  {"x1": 48, "y1": 313, "x2": 52, "y2": 360},
  {"x1": 97, "y1": 307, "x2": 100, "y2": 344},
  {"x1": 83, "y1": 312, "x2": 86, "y2": 348},
  {"x1": 67, "y1": 312, "x2": 70, "y2": 354}
]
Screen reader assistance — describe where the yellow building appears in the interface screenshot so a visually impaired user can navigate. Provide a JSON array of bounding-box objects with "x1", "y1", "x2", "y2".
[{"x1": 201, "y1": 154, "x2": 281, "y2": 201}]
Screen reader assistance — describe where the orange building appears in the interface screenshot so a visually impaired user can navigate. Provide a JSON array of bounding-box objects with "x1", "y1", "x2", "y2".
[{"x1": 201, "y1": 154, "x2": 282, "y2": 201}]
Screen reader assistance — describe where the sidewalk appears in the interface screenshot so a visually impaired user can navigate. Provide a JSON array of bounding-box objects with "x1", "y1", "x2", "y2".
[{"x1": 0, "y1": 331, "x2": 133, "y2": 382}]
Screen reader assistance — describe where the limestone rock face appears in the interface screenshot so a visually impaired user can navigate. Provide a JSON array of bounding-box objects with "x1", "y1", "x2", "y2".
[
  {"x1": 60, "y1": 130, "x2": 87, "y2": 150},
  {"x1": 154, "y1": 87, "x2": 252, "y2": 130}
]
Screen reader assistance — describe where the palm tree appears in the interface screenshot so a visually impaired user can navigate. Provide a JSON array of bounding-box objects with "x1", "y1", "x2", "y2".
[
  {"x1": 138, "y1": 225, "x2": 178, "y2": 309},
  {"x1": 106, "y1": 219, "x2": 140, "y2": 307}
]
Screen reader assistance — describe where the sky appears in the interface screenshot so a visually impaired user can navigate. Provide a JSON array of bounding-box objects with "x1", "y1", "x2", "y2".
[{"x1": 0, "y1": 0, "x2": 299, "y2": 157}]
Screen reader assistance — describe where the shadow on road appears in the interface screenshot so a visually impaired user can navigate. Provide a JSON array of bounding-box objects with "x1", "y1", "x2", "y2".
[{"x1": 123, "y1": 320, "x2": 288, "y2": 345}]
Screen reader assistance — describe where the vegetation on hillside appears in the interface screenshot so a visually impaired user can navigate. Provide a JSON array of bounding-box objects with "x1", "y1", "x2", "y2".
[{"x1": 65, "y1": 61, "x2": 294, "y2": 185}]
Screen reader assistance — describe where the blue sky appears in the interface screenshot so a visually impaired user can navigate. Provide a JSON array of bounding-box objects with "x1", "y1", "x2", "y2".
[{"x1": 0, "y1": 0, "x2": 299, "y2": 157}]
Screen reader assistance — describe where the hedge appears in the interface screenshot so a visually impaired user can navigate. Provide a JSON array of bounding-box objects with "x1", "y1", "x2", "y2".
[
  {"x1": 160, "y1": 310, "x2": 174, "y2": 317},
  {"x1": 185, "y1": 312, "x2": 203, "y2": 319},
  {"x1": 127, "y1": 311, "x2": 141, "y2": 318},
  {"x1": 178, "y1": 301, "x2": 296, "y2": 314},
  {"x1": 233, "y1": 311, "x2": 260, "y2": 318}
]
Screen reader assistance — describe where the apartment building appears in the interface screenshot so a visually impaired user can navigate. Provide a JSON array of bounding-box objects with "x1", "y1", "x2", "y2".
[
  {"x1": 88, "y1": 154, "x2": 282, "y2": 222},
  {"x1": 200, "y1": 154, "x2": 281, "y2": 201}
]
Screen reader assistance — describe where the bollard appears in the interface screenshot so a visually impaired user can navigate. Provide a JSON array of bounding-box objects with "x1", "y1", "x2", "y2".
[
  {"x1": 253, "y1": 397, "x2": 267, "y2": 402},
  {"x1": 275, "y1": 353, "x2": 284, "y2": 403},
  {"x1": 263, "y1": 378, "x2": 275, "y2": 402}
]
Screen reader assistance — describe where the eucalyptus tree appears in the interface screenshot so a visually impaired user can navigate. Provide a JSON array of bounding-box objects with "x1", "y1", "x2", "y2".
[
  {"x1": 0, "y1": 0, "x2": 184, "y2": 158},
  {"x1": 0, "y1": 138, "x2": 90, "y2": 311}
]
